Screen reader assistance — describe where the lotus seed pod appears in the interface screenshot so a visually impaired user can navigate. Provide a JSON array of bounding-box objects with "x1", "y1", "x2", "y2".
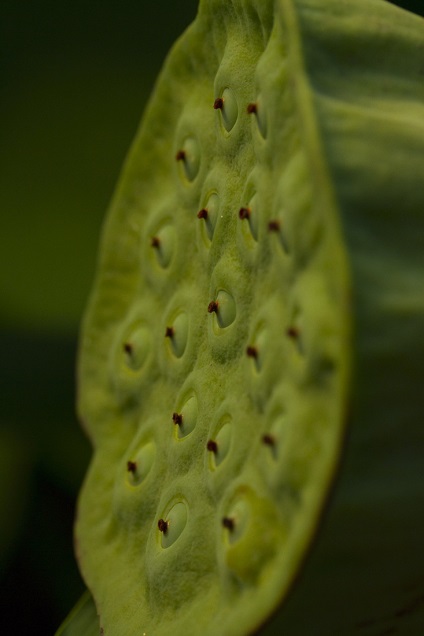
[{"x1": 69, "y1": 0, "x2": 424, "y2": 634}]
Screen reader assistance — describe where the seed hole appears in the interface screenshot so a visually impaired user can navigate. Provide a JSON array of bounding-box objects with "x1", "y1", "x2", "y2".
[
  {"x1": 198, "y1": 192, "x2": 219, "y2": 242},
  {"x1": 176, "y1": 136, "x2": 200, "y2": 182},
  {"x1": 121, "y1": 324, "x2": 151, "y2": 373},
  {"x1": 215, "y1": 87, "x2": 238, "y2": 133},
  {"x1": 209, "y1": 290, "x2": 236, "y2": 329},
  {"x1": 208, "y1": 417, "x2": 232, "y2": 470},
  {"x1": 248, "y1": 94, "x2": 267, "y2": 138},
  {"x1": 126, "y1": 441, "x2": 155, "y2": 486},
  {"x1": 159, "y1": 501, "x2": 188, "y2": 548},
  {"x1": 173, "y1": 394, "x2": 198, "y2": 439},
  {"x1": 165, "y1": 312, "x2": 189, "y2": 358},
  {"x1": 239, "y1": 193, "x2": 259, "y2": 241},
  {"x1": 149, "y1": 225, "x2": 176, "y2": 268}
]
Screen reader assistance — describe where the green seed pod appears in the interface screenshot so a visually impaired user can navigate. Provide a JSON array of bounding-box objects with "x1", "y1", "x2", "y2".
[{"x1": 63, "y1": 0, "x2": 424, "y2": 634}]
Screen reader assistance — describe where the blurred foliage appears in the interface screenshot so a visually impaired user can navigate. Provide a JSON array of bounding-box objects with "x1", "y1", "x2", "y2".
[
  {"x1": 0, "y1": 1, "x2": 422, "y2": 635},
  {"x1": 0, "y1": 1, "x2": 196, "y2": 634}
]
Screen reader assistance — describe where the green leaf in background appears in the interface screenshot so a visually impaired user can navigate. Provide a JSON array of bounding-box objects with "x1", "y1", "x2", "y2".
[{"x1": 55, "y1": 590, "x2": 99, "y2": 636}]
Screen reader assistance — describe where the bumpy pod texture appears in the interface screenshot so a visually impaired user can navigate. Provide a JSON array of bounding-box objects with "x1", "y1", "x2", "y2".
[{"x1": 61, "y1": 0, "x2": 424, "y2": 634}]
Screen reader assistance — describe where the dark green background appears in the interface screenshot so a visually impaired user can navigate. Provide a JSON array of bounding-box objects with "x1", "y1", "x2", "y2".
[
  {"x1": 0, "y1": 2, "x2": 197, "y2": 634},
  {"x1": 0, "y1": 1, "x2": 422, "y2": 634}
]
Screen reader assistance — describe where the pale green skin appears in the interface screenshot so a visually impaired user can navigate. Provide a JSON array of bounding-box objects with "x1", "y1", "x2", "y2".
[{"x1": 59, "y1": 0, "x2": 424, "y2": 634}]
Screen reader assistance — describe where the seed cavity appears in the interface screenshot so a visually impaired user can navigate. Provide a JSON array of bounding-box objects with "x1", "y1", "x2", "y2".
[
  {"x1": 209, "y1": 290, "x2": 236, "y2": 329},
  {"x1": 165, "y1": 311, "x2": 189, "y2": 358},
  {"x1": 174, "y1": 393, "x2": 198, "y2": 439},
  {"x1": 149, "y1": 224, "x2": 176, "y2": 269},
  {"x1": 126, "y1": 441, "x2": 156, "y2": 486},
  {"x1": 159, "y1": 500, "x2": 188, "y2": 549},
  {"x1": 239, "y1": 192, "x2": 259, "y2": 242},
  {"x1": 249, "y1": 94, "x2": 267, "y2": 138},
  {"x1": 198, "y1": 192, "x2": 219, "y2": 242},
  {"x1": 268, "y1": 220, "x2": 280, "y2": 232},
  {"x1": 176, "y1": 136, "x2": 200, "y2": 182},
  {"x1": 215, "y1": 87, "x2": 238, "y2": 133},
  {"x1": 208, "y1": 416, "x2": 232, "y2": 470},
  {"x1": 121, "y1": 323, "x2": 151, "y2": 373},
  {"x1": 246, "y1": 322, "x2": 267, "y2": 374}
]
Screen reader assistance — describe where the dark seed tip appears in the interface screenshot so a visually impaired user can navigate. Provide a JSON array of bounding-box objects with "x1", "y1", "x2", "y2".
[
  {"x1": 175, "y1": 149, "x2": 186, "y2": 161},
  {"x1": 239, "y1": 207, "x2": 250, "y2": 220},
  {"x1": 172, "y1": 412, "x2": 183, "y2": 426},
  {"x1": 262, "y1": 434, "x2": 275, "y2": 447},
  {"x1": 127, "y1": 460, "x2": 137, "y2": 473},
  {"x1": 207, "y1": 439, "x2": 218, "y2": 454},
  {"x1": 247, "y1": 102, "x2": 257, "y2": 114},
  {"x1": 165, "y1": 326, "x2": 174, "y2": 339},
  {"x1": 151, "y1": 236, "x2": 160, "y2": 249},
  {"x1": 214, "y1": 97, "x2": 224, "y2": 110},
  {"x1": 158, "y1": 518, "x2": 168, "y2": 534},
  {"x1": 123, "y1": 342, "x2": 133, "y2": 355},
  {"x1": 287, "y1": 326, "x2": 299, "y2": 340},
  {"x1": 246, "y1": 346, "x2": 258, "y2": 359},
  {"x1": 222, "y1": 517, "x2": 235, "y2": 531},
  {"x1": 268, "y1": 220, "x2": 280, "y2": 232},
  {"x1": 208, "y1": 300, "x2": 219, "y2": 314},
  {"x1": 197, "y1": 208, "x2": 208, "y2": 220}
]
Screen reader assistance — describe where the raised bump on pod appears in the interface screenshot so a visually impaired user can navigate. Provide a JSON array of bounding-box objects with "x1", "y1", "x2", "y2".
[
  {"x1": 214, "y1": 87, "x2": 238, "y2": 133},
  {"x1": 207, "y1": 290, "x2": 236, "y2": 329},
  {"x1": 175, "y1": 135, "x2": 200, "y2": 182}
]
